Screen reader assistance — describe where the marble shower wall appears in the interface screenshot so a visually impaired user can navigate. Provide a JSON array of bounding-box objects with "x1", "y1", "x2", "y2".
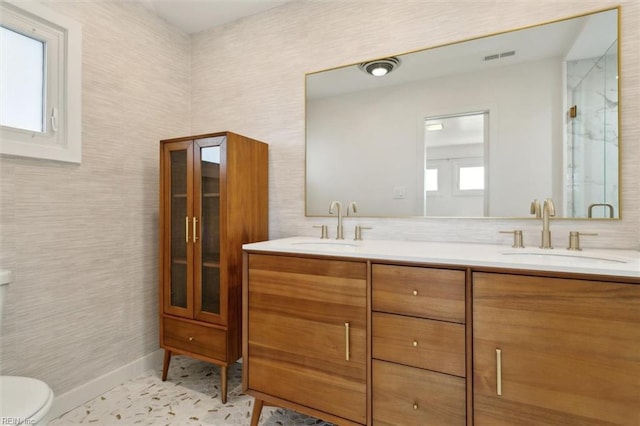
[{"x1": 567, "y1": 41, "x2": 619, "y2": 218}]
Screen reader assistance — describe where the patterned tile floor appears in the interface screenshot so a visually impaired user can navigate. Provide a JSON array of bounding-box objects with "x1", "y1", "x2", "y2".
[{"x1": 51, "y1": 355, "x2": 334, "y2": 425}]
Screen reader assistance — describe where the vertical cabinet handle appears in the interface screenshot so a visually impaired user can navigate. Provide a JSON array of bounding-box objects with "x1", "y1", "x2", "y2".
[
  {"x1": 345, "y1": 322, "x2": 350, "y2": 361},
  {"x1": 185, "y1": 216, "x2": 190, "y2": 243},
  {"x1": 193, "y1": 217, "x2": 198, "y2": 242},
  {"x1": 496, "y1": 348, "x2": 502, "y2": 396}
]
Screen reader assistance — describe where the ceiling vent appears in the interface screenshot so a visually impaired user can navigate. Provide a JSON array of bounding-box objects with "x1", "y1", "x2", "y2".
[{"x1": 484, "y1": 50, "x2": 516, "y2": 61}]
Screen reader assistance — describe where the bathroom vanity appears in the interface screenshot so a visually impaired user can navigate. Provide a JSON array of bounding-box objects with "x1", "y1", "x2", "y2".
[{"x1": 242, "y1": 237, "x2": 640, "y2": 425}]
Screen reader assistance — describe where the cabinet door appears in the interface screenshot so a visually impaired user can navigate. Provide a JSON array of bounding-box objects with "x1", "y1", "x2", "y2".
[
  {"x1": 161, "y1": 141, "x2": 194, "y2": 318},
  {"x1": 473, "y1": 272, "x2": 640, "y2": 425},
  {"x1": 247, "y1": 254, "x2": 367, "y2": 424},
  {"x1": 193, "y1": 137, "x2": 225, "y2": 324}
]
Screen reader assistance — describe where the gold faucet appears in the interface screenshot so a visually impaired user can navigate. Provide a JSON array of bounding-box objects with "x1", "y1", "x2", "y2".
[
  {"x1": 540, "y1": 198, "x2": 556, "y2": 249},
  {"x1": 347, "y1": 201, "x2": 358, "y2": 216},
  {"x1": 329, "y1": 201, "x2": 344, "y2": 240}
]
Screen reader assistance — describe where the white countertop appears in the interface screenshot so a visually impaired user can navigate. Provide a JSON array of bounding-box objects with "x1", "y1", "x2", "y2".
[{"x1": 243, "y1": 236, "x2": 640, "y2": 279}]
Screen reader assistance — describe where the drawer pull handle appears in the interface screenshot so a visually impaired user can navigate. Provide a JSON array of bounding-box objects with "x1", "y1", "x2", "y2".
[
  {"x1": 496, "y1": 348, "x2": 502, "y2": 396},
  {"x1": 413, "y1": 403, "x2": 418, "y2": 410},
  {"x1": 412, "y1": 290, "x2": 418, "y2": 296},
  {"x1": 345, "y1": 322, "x2": 350, "y2": 361},
  {"x1": 188, "y1": 337, "x2": 194, "y2": 342},
  {"x1": 412, "y1": 340, "x2": 418, "y2": 347}
]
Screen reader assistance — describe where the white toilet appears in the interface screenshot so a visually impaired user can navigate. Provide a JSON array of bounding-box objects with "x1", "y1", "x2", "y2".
[{"x1": 0, "y1": 269, "x2": 54, "y2": 425}]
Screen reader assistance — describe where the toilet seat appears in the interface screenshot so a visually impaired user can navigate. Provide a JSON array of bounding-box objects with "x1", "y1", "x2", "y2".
[{"x1": 0, "y1": 376, "x2": 54, "y2": 423}]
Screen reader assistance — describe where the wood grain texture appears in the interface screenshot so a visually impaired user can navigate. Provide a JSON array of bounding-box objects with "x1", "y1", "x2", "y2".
[
  {"x1": 245, "y1": 254, "x2": 367, "y2": 424},
  {"x1": 162, "y1": 317, "x2": 226, "y2": 361},
  {"x1": 159, "y1": 132, "x2": 268, "y2": 373},
  {"x1": 372, "y1": 312, "x2": 465, "y2": 377},
  {"x1": 372, "y1": 264, "x2": 466, "y2": 323},
  {"x1": 372, "y1": 359, "x2": 466, "y2": 426},
  {"x1": 473, "y1": 272, "x2": 640, "y2": 425}
]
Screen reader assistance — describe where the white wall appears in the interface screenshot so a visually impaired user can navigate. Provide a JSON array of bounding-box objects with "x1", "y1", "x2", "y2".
[
  {"x1": 191, "y1": 0, "x2": 639, "y2": 249},
  {"x1": 0, "y1": 0, "x2": 190, "y2": 398}
]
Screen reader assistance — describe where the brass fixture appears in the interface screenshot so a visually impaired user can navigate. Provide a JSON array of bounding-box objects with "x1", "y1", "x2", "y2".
[
  {"x1": 312, "y1": 224, "x2": 328, "y2": 239},
  {"x1": 588, "y1": 203, "x2": 614, "y2": 218},
  {"x1": 530, "y1": 199, "x2": 541, "y2": 218},
  {"x1": 567, "y1": 231, "x2": 598, "y2": 251},
  {"x1": 329, "y1": 201, "x2": 344, "y2": 240},
  {"x1": 540, "y1": 198, "x2": 556, "y2": 249},
  {"x1": 347, "y1": 201, "x2": 358, "y2": 216},
  {"x1": 344, "y1": 322, "x2": 350, "y2": 361},
  {"x1": 500, "y1": 230, "x2": 524, "y2": 248},
  {"x1": 354, "y1": 225, "x2": 371, "y2": 241},
  {"x1": 496, "y1": 348, "x2": 503, "y2": 396},
  {"x1": 569, "y1": 105, "x2": 577, "y2": 118}
]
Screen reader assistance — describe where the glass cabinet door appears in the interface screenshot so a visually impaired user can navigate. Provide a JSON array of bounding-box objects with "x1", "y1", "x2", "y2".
[
  {"x1": 194, "y1": 138, "x2": 224, "y2": 322},
  {"x1": 163, "y1": 141, "x2": 193, "y2": 317}
]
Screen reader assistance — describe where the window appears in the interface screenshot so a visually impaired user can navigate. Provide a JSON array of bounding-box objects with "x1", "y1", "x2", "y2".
[
  {"x1": 458, "y1": 166, "x2": 484, "y2": 191},
  {"x1": 0, "y1": 0, "x2": 81, "y2": 163},
  {"x1": 425, "y1": 168, "x2": 439, "y2": 192},
  {"x1": 453, "y1": 158, "x2": 485, "y2": 195}
]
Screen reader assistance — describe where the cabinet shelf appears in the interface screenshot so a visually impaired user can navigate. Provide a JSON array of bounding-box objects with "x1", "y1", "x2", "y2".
[
  {"x1": 173, "y1": 194, "x2": 187, "y2": 198},
  {"x1": 203, "y1": 193, "x2": 220, "y2": 198}
]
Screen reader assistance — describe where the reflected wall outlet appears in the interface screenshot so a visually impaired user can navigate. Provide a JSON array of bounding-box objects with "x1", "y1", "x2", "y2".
[{"x1": 392, "y1": 186, "x2": 406, "y2": 199}]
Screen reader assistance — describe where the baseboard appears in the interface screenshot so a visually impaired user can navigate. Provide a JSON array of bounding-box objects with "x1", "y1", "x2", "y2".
[{"x1": 48, "y1": 349, "x2": 164, "y2": 421}]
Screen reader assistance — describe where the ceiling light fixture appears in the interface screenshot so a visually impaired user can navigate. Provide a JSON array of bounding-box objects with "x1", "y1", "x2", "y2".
[
  {"x1": 359, "y1": 57, "x2": 400, "y2": 77},
  {"x1": 426, "y1": 123, "x2": 444, "y2": 131}
]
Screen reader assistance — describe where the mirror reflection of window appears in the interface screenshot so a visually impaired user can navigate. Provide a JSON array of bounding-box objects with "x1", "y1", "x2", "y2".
[
  {"x1": 425, "y1": 168, "x2": 439, "y2": 192},
  {"x1": 458, "y1": 166, "x2": 485, "y2": 191},
  {"x1": 424, "y1": 112, "x2": 487, "y2": 217}
]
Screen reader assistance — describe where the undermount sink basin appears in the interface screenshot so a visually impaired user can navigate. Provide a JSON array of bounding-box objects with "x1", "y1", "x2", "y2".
[
  {"x1": 291, "y1": 241, "x2": 359, "y2": 249},
  {"x1": 501, "y1": 251, "x2": 627, "y2": 264}
]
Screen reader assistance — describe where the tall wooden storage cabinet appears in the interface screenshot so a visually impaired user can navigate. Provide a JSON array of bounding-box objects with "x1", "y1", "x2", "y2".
[{"x1": 159, "y1": 131, "x2": 268, "y2": 403}]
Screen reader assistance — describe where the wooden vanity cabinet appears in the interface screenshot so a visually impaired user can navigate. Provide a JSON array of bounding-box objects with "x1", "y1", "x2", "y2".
[
  {"x1": 159, "y1": 132, "x2": 267, "y2": 403},
  {"x1": 473, "y1": 272, "x2": 640, "y2": 425},
  {"x1": 371, "y1": 264, "x2": 467, "y2": 425},
  {"x1": 244, "y1": 253, "x2": 368, "y2": 425}
]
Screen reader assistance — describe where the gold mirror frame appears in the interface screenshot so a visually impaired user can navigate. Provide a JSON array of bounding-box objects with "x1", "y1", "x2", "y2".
[{"x1": 305, "y1": 7, "x2": 621, "y2": 220}]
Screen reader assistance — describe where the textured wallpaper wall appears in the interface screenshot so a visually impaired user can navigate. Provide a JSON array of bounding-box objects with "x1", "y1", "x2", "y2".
[
  {"x1": 0, "y1": 1, "x2": 190, "y2": 394},
  {"x1": 0, "y1": 0, "x2": 638, "y2": 404},
  {"x1": 192, "y1": 0, "x2": 640, "y2": 250}
]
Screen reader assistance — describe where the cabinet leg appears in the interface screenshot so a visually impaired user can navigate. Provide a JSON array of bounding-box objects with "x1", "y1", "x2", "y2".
[
  {"x1": 162, "y1": 350, "x2": 171, "y2": 381},
  {"x1": 220, "y1": 365, "x2": 228, "y2": 404},
  {"x1": 250, "y1": 398, "x2": 264, "y2": 426}
]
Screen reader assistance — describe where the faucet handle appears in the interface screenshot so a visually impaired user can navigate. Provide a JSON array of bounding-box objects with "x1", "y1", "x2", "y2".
[
  {"x1": 347, "y1": 201, "x2": 358, "y2": 216},
  {"x1": 567, "y1": 231, "x2": 597, "y2": 251},
  {"x1": 530, "y1": 199, "x2": 541, "y2": 218},
  {"x1": 354, "y1": 225, "x2": 371, "y2": 241},
  {"x1": 313, "y1": 225, "x2": 329, "y2": 239},
  {"x1": 500, "y1": 230, "x2": 524, "y2": 248}
]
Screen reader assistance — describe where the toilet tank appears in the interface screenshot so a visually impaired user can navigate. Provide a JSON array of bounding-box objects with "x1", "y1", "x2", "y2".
[{"x1": 0, "y1": 269, "x2": 12, "y2": 327}]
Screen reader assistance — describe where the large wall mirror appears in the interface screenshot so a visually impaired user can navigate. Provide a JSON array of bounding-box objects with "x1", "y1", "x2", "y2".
[{"x1": 306, "y1": 8, "x2": 619, "y2": 219}]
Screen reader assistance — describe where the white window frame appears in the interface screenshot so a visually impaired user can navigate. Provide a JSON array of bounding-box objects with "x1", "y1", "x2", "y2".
[{"x1": 0, "y1": 0, "x2": 81, "y2": 163}]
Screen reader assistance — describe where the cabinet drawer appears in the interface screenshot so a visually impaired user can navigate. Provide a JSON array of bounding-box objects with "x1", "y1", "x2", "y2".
[
  {"x1": 372, "y1": 264, "x2": 465, "y2": 323},
  {"x1": 163, "y1": 317, "x2": 227, "y2": 361},
  {"x1": 373, "y1": 312, "x2": 465, "y2": 377},
  {"x1": 373, "y1": 360, "x2": 466, "y2": 426}
]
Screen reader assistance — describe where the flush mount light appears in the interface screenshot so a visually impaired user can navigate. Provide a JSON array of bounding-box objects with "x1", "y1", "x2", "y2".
[
  {"x1": 359, "y1": 57, "x2": 400, "y2": 77},
  {"x1": 426, "y1": 123, "x2": 444, "y2": 131}
]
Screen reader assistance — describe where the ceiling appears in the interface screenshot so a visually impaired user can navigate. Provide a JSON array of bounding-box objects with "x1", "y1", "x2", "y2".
[{"x1": 139, "y1": 0, "x2": 293, "y2": 34}]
